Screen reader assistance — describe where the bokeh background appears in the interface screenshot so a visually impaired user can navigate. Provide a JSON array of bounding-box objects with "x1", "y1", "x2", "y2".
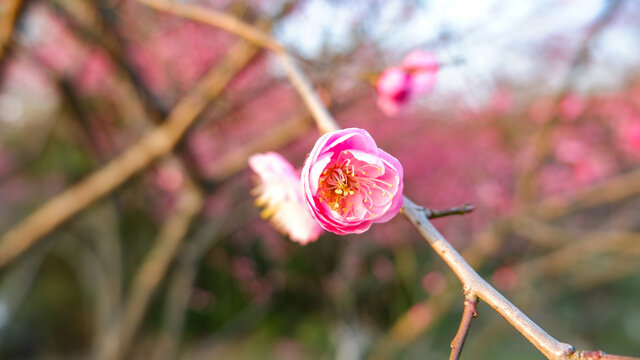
[{"x1": 0, "y1": 0, "x2": 639, "y2": 359}]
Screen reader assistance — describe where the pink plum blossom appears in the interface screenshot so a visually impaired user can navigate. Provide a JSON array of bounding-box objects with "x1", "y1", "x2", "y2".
[
  {"x1": 376, "y1": 50, "x2": 439, "y2": 116},
  {"x1": 401, "y1": 50, "x2": 439, "y2": 93},
  {"x1": 376, "y1": 67, "x2": 411, "y2": 116},
  {"x1": 301, "y1": 128, "x2": 403, "y2": 235},
  {"x1": 249, "y1": 152, "x2": 323, "y2": 245}
]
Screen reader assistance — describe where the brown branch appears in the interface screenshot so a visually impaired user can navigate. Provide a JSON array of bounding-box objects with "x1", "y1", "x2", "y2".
[
  {"x1": 449, "y1": 290, "x2": 478, "y2": 360},
  {"x1": 0, "y1": 39, "x2": 259, "y2": 268},
  {"x1": 136, "y1": 0, "x2": 283, "y2": 53},
  {"x1": 0, "y1": 0, "x2": 28, "y2": 64},
  {"x1": 97, "y1": 181, "x2": 203, "y2": 360},
  {"x1": 132, "y1": 3, "x2": 640, "y2": 360}
]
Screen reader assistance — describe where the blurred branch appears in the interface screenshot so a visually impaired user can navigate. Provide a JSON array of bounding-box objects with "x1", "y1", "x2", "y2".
[
  {"x1": 0, "y1": 38, "x2": 259, "y2": 268},
  {"x1": 449, "y1": 291, "x2": 478, "y2": 360},
  {"x1": 119, "y1": 2, "x2": 640, "y2": 360},
  {"x1": 0, "y1": 0, "x2": 28, "y2": 65},
  {"x1": 515, "y1": 0, "x2": 625, "y2": 204},
  {"x1": 136, "y1": 0, "x2": 284, "y2": 53},
  {"x1": 97, "y1": 181, "x2": 203, "y2": 360},
  {"x1": 151, "y1": 220, "x2": 223, "y2": 360},
  {"x1": 46, "y1": 0, "x2": 168, "y2": 119},
  {"x1": 533, "y1": 167, "x2": 640, "y2": 220}
]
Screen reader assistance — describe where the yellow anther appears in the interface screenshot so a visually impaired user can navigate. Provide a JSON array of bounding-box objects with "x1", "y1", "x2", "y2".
[
  {"x1": 343, "y1": 150, "x2": 348, "y2": 154},
  {"x1": 335, "y1": 189, "x2": 343, "y2": 195}
]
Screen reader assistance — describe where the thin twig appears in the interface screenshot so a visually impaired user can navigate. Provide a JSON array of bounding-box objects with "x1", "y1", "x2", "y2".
[
  {"x1": 424, "y1": 203, "x2": 474, "y2": 219},
  {"x1": 0, "y1": 39, "x2": 259, "y2": 268},
  {"x1": 449, "y1": 290, "x2": 478, "y2": 360}
]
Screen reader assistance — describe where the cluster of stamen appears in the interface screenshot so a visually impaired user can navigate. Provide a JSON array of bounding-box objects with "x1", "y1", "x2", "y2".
[{"x1": 317, "y1": 151, "x2": 395, "y2": 218}]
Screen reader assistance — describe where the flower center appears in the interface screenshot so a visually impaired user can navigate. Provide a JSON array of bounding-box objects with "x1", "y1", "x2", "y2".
[{"x1": 317, "y1": 152, "x2": 395, "y2": 217}]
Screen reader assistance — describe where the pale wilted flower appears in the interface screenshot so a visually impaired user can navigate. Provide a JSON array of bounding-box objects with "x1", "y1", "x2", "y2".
[{"x1": 249, "y1": 152, "x2": 323, "y2": 245}]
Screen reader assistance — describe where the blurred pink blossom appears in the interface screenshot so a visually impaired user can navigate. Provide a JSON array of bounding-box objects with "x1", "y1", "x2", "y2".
[
  {"x1": 376, "y1": 50, "x2": 438, "y2": 116},
  {"x1": 560, "y1": 94, "x2": 586, "y2": 122},
  {"x1": 492, "y1": 265, "x2": 518, "y2": 292},
  {"x1": 372, "y1": 256, "x2": 395, "y2": 283},
  {"x1": 616, "y1": 117, "x2": 640, "y2": 155},
  {"x1": 401, "y1": 50, "x2": 439, "y2": 93},
  {"x1": 376, "y1": 67, "x2": 411, "y2": 116},
  {"x1": 301, "y1": 128, "x2": 403, "y2": 235},
  {"x1": 554, "y1": 138, "x2": 588, "y2": 164},
  {"x1": 76, "y1": 51, "x2": 113, "y2": 94},
  {"x1": 155, "y1": 165, "x2": 185, "y2": 192},
  {"x1": 249, "y1": 152, "x2": 323, "y2": 245},
  {"x1": 421, "y1": 271, "x2": 446, "y2": 295}
]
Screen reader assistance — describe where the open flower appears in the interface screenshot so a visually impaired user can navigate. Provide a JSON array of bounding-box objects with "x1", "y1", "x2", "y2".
[
  {"x1": 301, "y1": 128, "x2": 403, "y2": 235},
  {"x1": 376, "y1": 50, "x2": 439, "y2": 116},
  {"x1": 249, "y1": 152, "x2": 323, "y2": 245}
]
